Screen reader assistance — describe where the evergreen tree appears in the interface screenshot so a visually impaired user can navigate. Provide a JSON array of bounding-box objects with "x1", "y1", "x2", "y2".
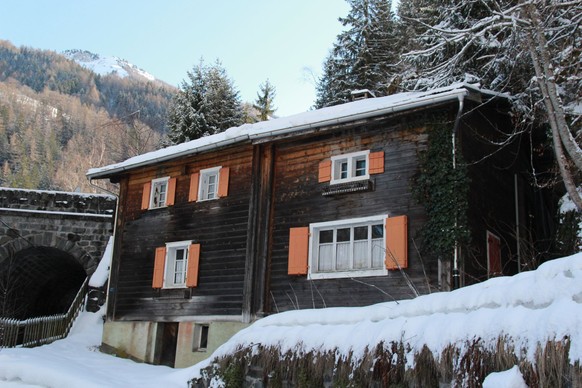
[
  {"x1": 167, "y1": 60, "x2": 243, "y2": 144},
  {"x1": 314, "y1": 0, "x2": 402, "y2": 108},
  {"x1": 253, "y1": 79, "x2": 277, "y2": 121}
]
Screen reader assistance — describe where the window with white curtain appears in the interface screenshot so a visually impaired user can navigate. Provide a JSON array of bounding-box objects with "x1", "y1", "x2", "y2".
[{"x1": 309, "y1": 215, "x2": 387, "y2": 279}]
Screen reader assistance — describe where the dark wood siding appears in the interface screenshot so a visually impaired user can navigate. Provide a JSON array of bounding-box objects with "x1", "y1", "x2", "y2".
[
  {"x1": 267, "y1": 119, "x2": 434, "y2": 313},
  {"x1": 459, "y1": 100, "x2": 530, "y2": 284},
  {"x1": 111, "y1": 144, "x2": 254, "y2": 321}
]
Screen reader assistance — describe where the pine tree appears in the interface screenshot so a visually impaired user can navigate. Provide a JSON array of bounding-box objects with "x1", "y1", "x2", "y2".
[
  {"x1": 314, "y1": 0, "x2": 402, "y2": 108},
  {"x1": 167, "y1": 60, "x2": 243, "y2": 144},
  {"x1": 253, "y1": 79, "x2": 277, "y2": 121}
]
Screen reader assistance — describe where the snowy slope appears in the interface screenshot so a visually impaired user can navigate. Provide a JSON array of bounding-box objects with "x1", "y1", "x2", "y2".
[
  {"x1": 0, "y1": 254, "x2": 581, "y2": 386},
  {"x1": 63, "y1": 49, "x2": 155, "y2": 82},
  {"x1": 204, "y1": 253, "x2": 582, "y2": 368}
]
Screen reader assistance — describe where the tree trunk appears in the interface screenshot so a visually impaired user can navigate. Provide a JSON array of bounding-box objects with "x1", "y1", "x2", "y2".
[
  {"x1": 522, "y1": 2, "x2": 582, "y2": 174},
  {"x1": 521, "y1": 2, "x2": 582, "y2": 211}
]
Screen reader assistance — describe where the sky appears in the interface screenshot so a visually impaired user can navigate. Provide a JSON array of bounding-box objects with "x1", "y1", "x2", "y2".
[
  {"x1": 0, "y1": 0, "x2": 353, "y2": 117},
  {"x1": 2, "y1": 251, "x2": 581, "y2": 386}
]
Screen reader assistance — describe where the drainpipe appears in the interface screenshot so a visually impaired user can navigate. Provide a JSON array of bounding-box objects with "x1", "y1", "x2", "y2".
[{"x1": 452, "y1": 95, "x2": 464, "y2": 290}]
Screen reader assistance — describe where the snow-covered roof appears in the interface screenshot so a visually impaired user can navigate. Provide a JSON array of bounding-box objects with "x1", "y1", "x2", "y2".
[{"x1": 87, "y1": 83, "x2": 504, "y2": 180}]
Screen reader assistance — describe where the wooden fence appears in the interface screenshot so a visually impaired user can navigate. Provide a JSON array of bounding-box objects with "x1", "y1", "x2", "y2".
[{"x1": 0, "y1": 277, "x2": 88, "y2": 348}]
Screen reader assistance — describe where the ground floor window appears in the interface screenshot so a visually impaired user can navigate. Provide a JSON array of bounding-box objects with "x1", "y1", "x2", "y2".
[
  {"x1": 192, "y1": 324, "x2": 209, "y2": 352},
  {"x1": 165, "y1": 241, "x2": 191, "y2": 288},
  {"x1": 309, "y1": 215, "x2": 387, "y2": 279}
]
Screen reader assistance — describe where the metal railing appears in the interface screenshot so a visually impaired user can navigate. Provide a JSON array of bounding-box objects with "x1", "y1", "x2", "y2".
[{"x1": 0, "y1": 277, "x2": 88, "y2": 348}]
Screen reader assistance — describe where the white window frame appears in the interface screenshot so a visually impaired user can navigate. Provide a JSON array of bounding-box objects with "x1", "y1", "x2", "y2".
[
  {"x1": 150, "y1": 177, "x2": 170, "y2": 209},
  {"x1": 198, "y1": 167, "x2": 221, "y2": 201},
  {"x1": 330, "y1": 150, "x2": 370, "y2": 185},
  {"x1": 308, "y1": 214, "x2": 387, "y2": 280},
  {"x1": 163, "y1": 240, "x2": 191, "y2": 288}
]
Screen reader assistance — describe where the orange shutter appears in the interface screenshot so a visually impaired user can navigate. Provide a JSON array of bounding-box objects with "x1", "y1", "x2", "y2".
[
  {"x1": 152, "y1": 246, "x2": 166, "y2": 288},
  {"x1": 385, "y1": 215, "x2": 408, "y2": 270},
  {"x1": 188, "y1": 172, "x2": 200, "y2": 202},
  {"x1": 166, "y1": 177, "x2": 177, "y2": 206},
  {"x1": 218, "y1": 167, "x2": 230, "y2": 198},
  {"x1": 369, "y1": 151, "x2": 385, "y2": 174},
  {"x1": 318, "y1": 160, "x2": 332, "y2": 182},
  {"x1": 186, "y1": 243, "x2": 201, "y2": 287},
  {"x1": 141, "y1": 182, "x2": 151, "y2": 210},
  {"x1": 288, "y1": 227, "x2": 309, "y2": 275}
]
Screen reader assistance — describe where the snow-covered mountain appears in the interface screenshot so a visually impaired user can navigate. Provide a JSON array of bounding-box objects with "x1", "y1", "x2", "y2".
[{"x1": 63, "y1": 49, "x2": 156, "y2": 82}]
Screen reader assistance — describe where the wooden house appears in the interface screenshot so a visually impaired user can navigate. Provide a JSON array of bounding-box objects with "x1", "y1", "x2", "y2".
[{"x1": 87, "y1": 84, "x2": 553, "y2": 368}]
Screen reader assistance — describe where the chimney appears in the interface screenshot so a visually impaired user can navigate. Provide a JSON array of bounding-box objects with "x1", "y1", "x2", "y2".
[{"x1": 351, "y1": 89, "x2": 376, "y2": 101}]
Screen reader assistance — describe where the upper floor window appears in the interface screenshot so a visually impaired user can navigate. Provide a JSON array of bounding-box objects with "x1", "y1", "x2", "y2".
[
  {"x1": 331, "y1": 151, "x2": 370, "y2": 184},
  {"x1": 188, "y1": 166, "x2": 230, "y2": 202},
  {"x1": 199, "y1": 167, "x2": 220, "y2": 201},
  {"x1": 142, "y1": 176, "x2": 176, "y2": 210},
  {"x1": 150, "y1": 177, "x2": 169, "y2": 208}
]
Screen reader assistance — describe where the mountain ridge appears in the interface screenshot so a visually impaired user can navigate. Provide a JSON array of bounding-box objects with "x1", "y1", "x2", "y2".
[
  {"x1": 63, "y1": 49, "x2": 158, "y2": 83},
  {"x1": 0, "y1": 40, "x2": 176, "y2": 193}
]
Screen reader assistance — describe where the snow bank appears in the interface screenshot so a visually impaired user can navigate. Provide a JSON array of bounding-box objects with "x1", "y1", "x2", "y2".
[{"x1": 206, "y1": 253, "x2": 582, "y2": 368}]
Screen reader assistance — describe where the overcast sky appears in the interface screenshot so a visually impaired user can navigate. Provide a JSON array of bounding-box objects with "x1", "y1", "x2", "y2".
[{"x1": 1, "y1": 0, "x2": 354, "y2": 116}]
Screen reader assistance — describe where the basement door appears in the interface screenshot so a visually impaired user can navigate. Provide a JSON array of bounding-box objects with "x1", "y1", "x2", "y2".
[{"x1": 156, "y1": 322, "x2": 178, "y2": 367}]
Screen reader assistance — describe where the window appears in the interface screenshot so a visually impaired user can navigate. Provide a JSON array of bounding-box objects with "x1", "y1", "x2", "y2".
[
  {"x1": 141, "y1": 176, "x2": 176, "y2": 210},
  {"x1": 198, "y1": 167, "x2": 220, "y2": 201},
  {"x1": 288, "y1": 215, "x2": 407, "y2": 278},
  {"x1": 150, "y1": 177, "x2": 169, "y2": 208},
  {"x1": 164, "y1": 241, "x2": 190, "y2": 288},
  {"x1": 152, "y1": 241, "x2": 201, "y2": 289},
  {"x1": 188, "y1": 167, "x2": 230, "y2": 202},
  {"x1": 309, "y1": 215, "x2": 387, "y2": 279},
  {"x1": 192, "y1": 324, "x2": 209, "y2": 352},
  {"x1": 331, "y1": 151, "x2": 370, "y2": 184}
]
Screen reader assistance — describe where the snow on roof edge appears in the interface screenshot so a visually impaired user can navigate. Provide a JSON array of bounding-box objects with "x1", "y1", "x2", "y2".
[
  {"x1": 0, "y1": 186, "x2": 115, "y2": 199},
  {"x1": 87, "y1": 83, "x2": 503, "y2": 180}
]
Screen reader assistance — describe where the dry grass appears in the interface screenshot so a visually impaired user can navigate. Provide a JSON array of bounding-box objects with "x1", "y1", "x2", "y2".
[{"x1": 190, "y1": 336, "x2": 582, "y2": 387}]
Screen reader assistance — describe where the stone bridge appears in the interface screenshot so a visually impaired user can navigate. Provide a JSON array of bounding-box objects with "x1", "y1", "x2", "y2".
[{"x1": 0, "y1": 188, "x2": 116, "y2": 319}]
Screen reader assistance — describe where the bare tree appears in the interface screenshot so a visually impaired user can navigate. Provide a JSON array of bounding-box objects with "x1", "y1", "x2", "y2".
[{"x1": 402, "y1": 0, "x2": 582, "y2": 209}]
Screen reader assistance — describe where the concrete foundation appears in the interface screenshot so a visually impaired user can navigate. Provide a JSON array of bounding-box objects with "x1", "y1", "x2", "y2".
[{"x1": 101, "y1": 319, "x2": 250, "y2": 368}]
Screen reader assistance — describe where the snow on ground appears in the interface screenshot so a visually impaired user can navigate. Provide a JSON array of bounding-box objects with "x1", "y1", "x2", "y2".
[{"x1": 1, "y1": 253, "x2": 581, "y2": 387}]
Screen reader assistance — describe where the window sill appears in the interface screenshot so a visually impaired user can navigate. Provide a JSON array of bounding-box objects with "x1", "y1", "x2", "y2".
[
  {"x1": 308, "y1": 268, "x2": 388, "y2": 280},
  {"x1": 147, "y1": 205, "x2": 168, "y2": 211},
  {"x1": 322, "y1": 179, "x2": 374, "y2": 196}
]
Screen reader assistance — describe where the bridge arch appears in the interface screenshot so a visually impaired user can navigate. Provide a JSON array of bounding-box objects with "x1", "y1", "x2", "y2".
[
  {"x1": 0, "y1": 234, "x2": 95, "y2": 319},
  {"x1": 0, "y1": 188, "x2": 116, "y2": 320}
]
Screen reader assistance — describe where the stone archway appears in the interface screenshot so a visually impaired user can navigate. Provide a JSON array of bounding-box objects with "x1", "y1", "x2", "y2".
[{"x1": 0, "y1": 235, "x2": 93, "y2": 320}]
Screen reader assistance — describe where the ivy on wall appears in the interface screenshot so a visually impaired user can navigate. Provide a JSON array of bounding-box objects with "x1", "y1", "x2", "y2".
[{"x1": 413, "y1": 117, "x2": 471, "y2": 261}]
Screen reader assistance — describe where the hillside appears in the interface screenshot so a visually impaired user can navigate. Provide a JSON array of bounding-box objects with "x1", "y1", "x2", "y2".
[
  {"x1": 0, "y1": 253, "x2": 580, "y2": 386},
  {"x1": 0, "y1": 40, "x2": 176, "y2": 193}
]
